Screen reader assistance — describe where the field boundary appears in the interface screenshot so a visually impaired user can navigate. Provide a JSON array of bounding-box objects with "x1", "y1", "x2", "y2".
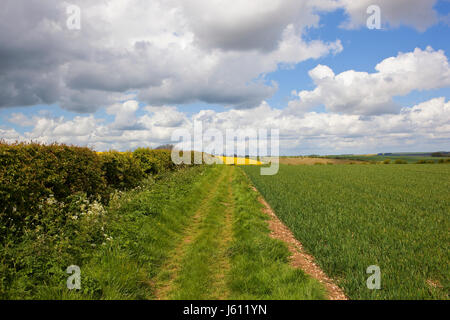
[
  {"x1": 246, "y1": 181, "x2": 348, "y2": 300},
  {"x1": 279, "y1": 157, "x2": 366, "y2": 165}
]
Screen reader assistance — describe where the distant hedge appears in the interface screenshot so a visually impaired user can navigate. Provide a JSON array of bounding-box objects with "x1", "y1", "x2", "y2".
[
  {"x1": 99, "y1": 151, "x2": 144, "y2": 191},
  {"x1": 133, "y1": 148, "x2": 176, "y2": 175}
]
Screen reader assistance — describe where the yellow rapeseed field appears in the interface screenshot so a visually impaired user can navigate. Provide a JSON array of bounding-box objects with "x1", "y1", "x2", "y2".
[{"x1": 216, "y1": 156, "x2": 263, "y2": 165}]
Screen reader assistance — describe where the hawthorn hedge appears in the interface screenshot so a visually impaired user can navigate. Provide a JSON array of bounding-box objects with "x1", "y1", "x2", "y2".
[
  {"x1": 98, "y1": 151, "x2": 144, "y2": 192},
  {"x1": 0, "y1": 142, "x2": 106, "y2": 235},
  {"x1": 132, "y1": 148, "x2": 176, "y2": 175},
  {"x1": 0, "y1": 142, "x2": 184, "y2": 239}
]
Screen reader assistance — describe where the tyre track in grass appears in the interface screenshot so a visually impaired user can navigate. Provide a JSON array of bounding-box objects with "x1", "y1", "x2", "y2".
[
  {"x1": 209, "y1": 170, "x2": 234, "y2": 300},
  {"x1": 153, "y1": 166, "x2": 234, "y2": 300}
]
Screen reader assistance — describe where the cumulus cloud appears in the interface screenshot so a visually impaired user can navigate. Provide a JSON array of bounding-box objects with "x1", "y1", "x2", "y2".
[
  {"x1": 144, "y1": 106, "x2": 188, "y2": 128},
  {"x1": 5, "y1": 97, "x2": 449, "y2": 154},
  {"x1": 0, "y1": 0, "x2": 445, "y2": 113},
  {"x1": 0, "y1": 0, "x2": 343, "y2": 111},
  {"x1": 1, "y1": 1, "x2": 448, "y2": 154},
  {"x1": 8, "y1": 113, "x2": 36, "y2": 127},
  {"x1": 288, "y1": 47, "x2": 450, "y2": 115},
  {"x1": 179, "y1": 0, "x2": 327, "y2": 52},
  {"x1": 106, "y1": 100, "x2": 144, "y2": 130},
  {"x1": 0, "y1": 128, "x2": 21, "y2": 141}
]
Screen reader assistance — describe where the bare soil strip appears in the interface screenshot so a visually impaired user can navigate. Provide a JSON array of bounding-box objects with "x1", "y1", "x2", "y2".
[{"x1": 249, "y1": 185, "x2": 348, "y2": 300}]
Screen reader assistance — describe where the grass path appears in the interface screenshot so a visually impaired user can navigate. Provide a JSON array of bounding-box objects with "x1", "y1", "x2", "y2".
[
  {"x1": 154, "y1": 166, "x2": 234, "y2": 299},
  {"x1": 153, "y1": 166, "x2": 326, "y2": 300}
]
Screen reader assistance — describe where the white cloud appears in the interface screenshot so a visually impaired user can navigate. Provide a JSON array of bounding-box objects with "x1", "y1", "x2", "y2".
[
  {"x1": 179, "y1": 0, "x2": 329, "y2": 52},
  {"x1": 0, "y1": 0, "x2": 342, "y2": 111},
  {"x1": 144, "y1": 106, "x2": 188, "y2": 128},
  {"x1": 6, "y1": 97, "x2": 449, "y2": 154},
  {"x1": 136, "y1": 23, "x2": 342, "y2": 109},
  {"x1": 8, "y1": 113, "x2": 36, "y2": 127},
  {"x1": 1, "y1": 1, "x2": 448, "y2": 154},
  {"x1": 0, "y1": 0, "x2": 445, "y2": 112},
  {"x1": 0, "y1": 128, "x2": 21, "y2": 142},
  {"x1": 288, "y1": 47, "x2": 450, "y2": 115},
  {"x1": 106, "y1": 100, "x2": 142, "y2": 130},
  {"x1": 23, "y1": 115, "x2": 100, "y2": 142}
]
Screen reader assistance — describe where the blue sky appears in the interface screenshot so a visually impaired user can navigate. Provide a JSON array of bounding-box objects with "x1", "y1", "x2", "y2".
[
  {"x1": 1, "y1": 0, "x2": 449, "y2": 154},
  {"x1": 267, "y1": 5, "x2": 450, "y2": 110}
]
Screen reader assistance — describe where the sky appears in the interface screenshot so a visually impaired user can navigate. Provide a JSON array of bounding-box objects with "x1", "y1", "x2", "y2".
[{"x1": 0, "y1": 0, "x2": 449, "y2": 155}]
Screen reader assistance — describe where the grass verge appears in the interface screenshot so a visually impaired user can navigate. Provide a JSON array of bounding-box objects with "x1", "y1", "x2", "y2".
[{"x1": 227, "y1": 167, "x2": 326, "y2": 300}]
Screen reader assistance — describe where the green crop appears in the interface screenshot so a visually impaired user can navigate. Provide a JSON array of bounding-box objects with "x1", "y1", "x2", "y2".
[{"x1": 243, "y1": 164, "x2": 450, "y2": 299}]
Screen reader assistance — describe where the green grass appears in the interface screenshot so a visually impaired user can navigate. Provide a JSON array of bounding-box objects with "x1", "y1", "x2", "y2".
[
  {"x1": 83, "y1": 165, "x2": 223, "y2": 300},
  {"x1": 161, "y1": 166, "x2": 234, "y2": 299},
  {"x1": 243, "y1": 164, "x2": 450, "y2": 299},
  {"x1": 4, "y1": 164, "x2": 327, "y2": 300},
  {"x1": 155, "y1": 166, "x2": 326, "y2": 300},
  {"x1": 7, "y1": 165, "x2": 221, "y2": 299}
]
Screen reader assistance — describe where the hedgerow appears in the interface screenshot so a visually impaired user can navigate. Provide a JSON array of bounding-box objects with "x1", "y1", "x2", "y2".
[
  {"x1": 0, "y1": 141, "x2": 201, "y2": 299},
  {"x1": 0, "y1": 142, "x2": 190, "y2": 241},
  {"x1": 0, "y1": 142, "x2": 106, "y2": 239},
  {"x1": 132, "y1": 148, "x2": 176, "y2": 175},
  {"x1": 98, "y1": 151, "x2": 144, "y2": 192},
  {"x1": 0, "y1": 192, "x2": 109, "y2": 299}
]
